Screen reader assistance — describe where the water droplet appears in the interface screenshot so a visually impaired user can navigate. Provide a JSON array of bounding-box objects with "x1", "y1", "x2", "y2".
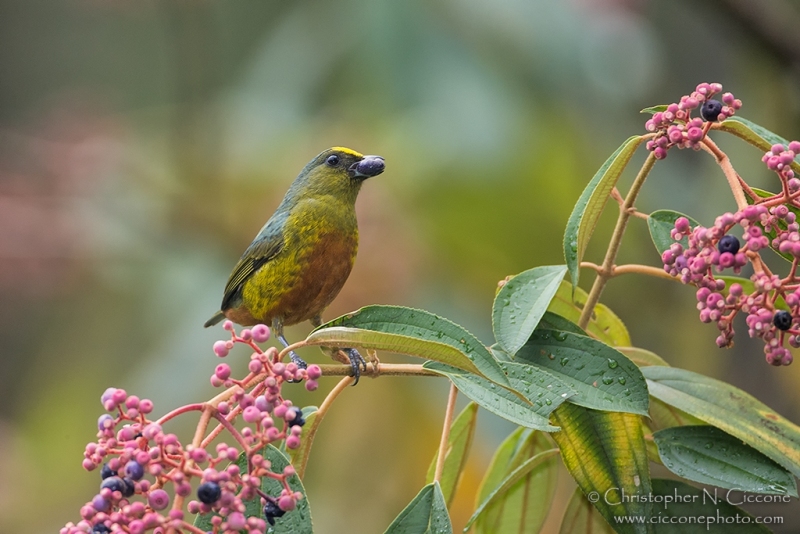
[
  {"x1": 607, "y1": 359, "x2": 618, "y2": 369},
  {"x1": 618, "y1": 377, "x2": 626, "y2": 385},
  {"x1": 561, "y1": 392, "x2": 568, "y2": 397},
  {"x1": 704, "y1": 442, "x2": 713, "y2": 449},
  {"x1": 554, "y1": 331, "x2": 568, "y2": 341},
  {"x1": 602, "y1": 377, "x2": 614, "y2": 385},
  {"x1": 545, "y1": 399, "x2": 552, "y2": 406},
  {"x1": 575, "y1": 363, "x2": 586, "y2": 370},
  {"x1": 560, "y1": 357, "x2": 569, "y2": 366},
  {"x1": 548, "y1": 353, "x2": 555, "y2": 360},
  {"x1": 623, "y1": 389, "x2": 630, "y2": 396}
]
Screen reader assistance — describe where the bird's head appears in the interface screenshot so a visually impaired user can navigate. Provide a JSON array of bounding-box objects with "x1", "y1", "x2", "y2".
[{"x1": 289, "y1": 147, "x2": 385, "y2": 204}]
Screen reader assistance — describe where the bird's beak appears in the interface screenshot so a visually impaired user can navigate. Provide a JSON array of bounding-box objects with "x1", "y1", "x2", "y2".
[{"x1": 349, "y1": 155, "x2": 385, "y2": 179}]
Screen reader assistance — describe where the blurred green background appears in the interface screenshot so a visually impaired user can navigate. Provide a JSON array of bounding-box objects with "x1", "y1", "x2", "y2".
[{"x1": 3, "y1": 0, "x2": 800, "y2": 532}]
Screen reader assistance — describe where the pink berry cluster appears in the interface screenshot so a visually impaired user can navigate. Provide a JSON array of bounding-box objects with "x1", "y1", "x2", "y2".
[
  {"x1": 644, "y1": 82, "x2": 742, "y2": 159},
  {"x1": 662, "y1": 205, "x2": 800, "y2": 365},
  {"x1": 762, "y1": 142, "x2": 800, "y2": 194},
  {"x1": 62, "y1": 321, "x2": 323, "y2": 534}
]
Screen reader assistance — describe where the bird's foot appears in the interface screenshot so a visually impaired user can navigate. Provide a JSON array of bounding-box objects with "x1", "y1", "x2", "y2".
[
  {"x1": 285, "y1": 351, "x2": 308, "y2": 383},
  {"x1": 343, "y1": 348, "x2": 367, "y2": 386},
  {"x1": 366, "y1": 348, "x2": 380, "y2": 373}
]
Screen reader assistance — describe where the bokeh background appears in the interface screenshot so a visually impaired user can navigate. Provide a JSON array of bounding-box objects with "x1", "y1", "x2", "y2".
[{"x1": 3, "y1": 0, "x2": 800, "y2": 532}]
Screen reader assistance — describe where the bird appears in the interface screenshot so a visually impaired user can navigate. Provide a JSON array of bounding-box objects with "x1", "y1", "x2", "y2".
[{"x1": 204, "y1": 147, "x2": 385, "y2": 384}]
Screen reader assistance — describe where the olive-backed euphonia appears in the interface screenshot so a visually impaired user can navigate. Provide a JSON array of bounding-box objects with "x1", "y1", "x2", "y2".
[{"x1": 205, "y1": 147, "x2": 385, "y2": 382}]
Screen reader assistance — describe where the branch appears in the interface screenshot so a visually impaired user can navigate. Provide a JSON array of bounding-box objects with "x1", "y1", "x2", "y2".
[{"x1": 434, "y1": 382, "x2": 459, "y2": 483}]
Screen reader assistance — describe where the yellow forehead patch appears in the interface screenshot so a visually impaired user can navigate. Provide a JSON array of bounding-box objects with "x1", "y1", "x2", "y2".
[{"x1": 330, "y1": 147, "x2": 363, "y2": 158}]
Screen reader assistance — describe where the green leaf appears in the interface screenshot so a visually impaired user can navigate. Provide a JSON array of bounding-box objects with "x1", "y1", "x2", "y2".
[
  {"x1": 647, "y1": 210, "x2": 700, "y2": 255},
  {"x1": 384, "y1": 481, "x2": 452, "y2": 534},
  {"x1": 426, "y1": 402, "x2": 478, "y2": 506},
  {"x1": 654, "y1": 425, "x2": 798, "y2": 497},
  {"x1": 558, "y1": 487, "x2": 616, "y2": 534},
  {"x1": 647, "y1": 479, "x2": 774, "y2": 533},
  {"x1": 310, "y1": 305, "x2": 509, "y2": 387},
  {"x1": 493, "y1": 265, "x2": 568, "y2": 355},
  {"x1": 549, "y1": 281, "x2": 631, "y2": 346},
  {"x1": 643, "y1": 366, "x2": 800, "y2": 478},
  {"x1": 648, "y1": 397, "x2": 704, "y2": 430},
  {"x1": 536, "y1": 311, "x2": 587, "y2": 336},
  {"x1": 423, "y1": 363, "x2": 561, "y2": 431},
  {"x1": 615, "y1": 347, "x2": 669, "y2": 367},
  {"x1": 515, "y1": 330, "x2": 649, "y2": 416},
  {"x1": 194, "y1": 445, "x2": 312, "y2": 533},
  {"x1": 464, "y1": 449, "x2": 558, "y2": 533},
  {"x1": 640, "y1": 104, "x2": 668, "y2": 115},
  {"x1": 475, "y1": 427, "x2": 528, "y2": 506},
  {"x1": 468, "y1": 431, "x2": 559, "y2": 533},
  {"x1": 564, "y1": 135, "x2": 645, "y2": 288},
  {"x1": 550, "y1": 403, "x2": 651, "y2": 534},
  {"x1": 502, "y1": 361, "x2": 577, "y2": 415},
  {"x1": 261, "y1": 445, "x2": 313, "y2": 533},
  {"x1": 287, "y1": 406, "x2": 318, "y2": 479},
  {"x1": 718, "y1": 116, "x2": 800, "y2": 175}
]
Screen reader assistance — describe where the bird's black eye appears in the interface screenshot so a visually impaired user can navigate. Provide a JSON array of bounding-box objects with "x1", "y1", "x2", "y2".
[{"x1": 326, "y1": 155, "x2": 340, "y2": 166}]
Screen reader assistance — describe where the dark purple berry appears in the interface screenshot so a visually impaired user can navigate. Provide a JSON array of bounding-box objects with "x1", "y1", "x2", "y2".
[
  {"x1": 92, "y1": 524, "x2": 111, "y2": 534},
  {"x1": 100, "y1": 463, "x2": 115, "y2": 480},
  {"x1": 100, "y1": 476, "x2": 125, "y2": 493},
  {"x1": 774, "y1": 310, "x2": 793, "y2": 331},
  {"x1": 125, "y1": 461, "x2": 144, "y2": 481},
  {"x1": 717, "y1": 235, "x2": 740, "y2": 255},
  {"x1": 121, "y1": 477, "x2": 136, "y2": 497},
  {"x1": 288, "y1": 410, "x2": 306, "y2": 427},
  {"x1": 263, "y1": 500, "x2": 286, "y2": 526},
  {"x1": 701, "y1": 99, "x2": 723, "y2": 122},
  {"x1": 197, "y1": 481, "x2": 222, "y2": 504}
]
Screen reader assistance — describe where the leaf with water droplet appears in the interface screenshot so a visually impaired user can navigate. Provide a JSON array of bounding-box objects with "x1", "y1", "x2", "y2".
[
  {"x1": 516, "y1": 329, "x2": 648, "y2": 416},
  {"x1": 551, "y1": 404, "x2": 651, "y2": 533},
  {"x1": 423, "y1": 362, "x2": 560, "y2": 431},
  {"x1": 644, "y1": 365, "x2": 800, "y2": 480},
  {"x1": 654, "y1": 425, "x2": 798, "y2": 497},
  {"x1": 491, "y1": 265, "x2": 569, "y2": 356},
  {"x1": 547, "y1": 281, "x2": 631, "y2": 346}
]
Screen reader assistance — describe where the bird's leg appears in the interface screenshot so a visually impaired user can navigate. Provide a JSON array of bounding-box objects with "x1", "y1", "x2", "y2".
[
  {"x1": 311, "y1": 315, "x2": 367, "y2": 385},
  {"x1": 272, "y1": 318, "x2": 307, "y2": 370}
]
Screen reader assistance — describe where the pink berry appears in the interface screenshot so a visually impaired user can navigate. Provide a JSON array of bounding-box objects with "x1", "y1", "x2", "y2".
[
  {"x1": 148, "y1": 489, "x2": 170, "y2": 510},
  {"x1": 213, "y1": 341, "x2": 229, "y2": 358},
  {"x1": 215, "y1": 364, "x2": 231, "y2": 380},
  {"x1": 252, "y1": 324, "x2": 270, "y2": 343},
  {"x1": 278, "y1": 495, "x2": 296, "y2": 511}
]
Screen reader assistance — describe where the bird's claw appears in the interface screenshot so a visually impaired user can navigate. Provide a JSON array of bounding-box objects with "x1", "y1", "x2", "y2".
[
  {"x1": 287, "y1": 351, "x2": 308, "y2": 383},
  {"x1": 344, "y1": 348, "x2": 367, "y2": 386}
]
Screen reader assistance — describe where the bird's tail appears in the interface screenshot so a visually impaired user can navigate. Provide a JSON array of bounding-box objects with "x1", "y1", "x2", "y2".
[{"x1": 204, "y1": 311, "x2": 226, "y2": 328}]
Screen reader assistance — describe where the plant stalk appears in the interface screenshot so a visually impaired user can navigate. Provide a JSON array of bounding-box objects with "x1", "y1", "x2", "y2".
[{"x1": 578, "y1": 152, "x2": 657, "y2": 329}]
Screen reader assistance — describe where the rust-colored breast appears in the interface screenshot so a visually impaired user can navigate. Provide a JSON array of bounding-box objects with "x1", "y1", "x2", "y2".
[{"x1": 273, "y1": 232, "x2": 357, "y2": 325}]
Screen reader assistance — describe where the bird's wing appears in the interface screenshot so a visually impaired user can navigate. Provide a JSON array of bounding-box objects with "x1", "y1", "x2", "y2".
[{"x1": 220, "y1": 217, "x2": 285, "y2": 310}]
